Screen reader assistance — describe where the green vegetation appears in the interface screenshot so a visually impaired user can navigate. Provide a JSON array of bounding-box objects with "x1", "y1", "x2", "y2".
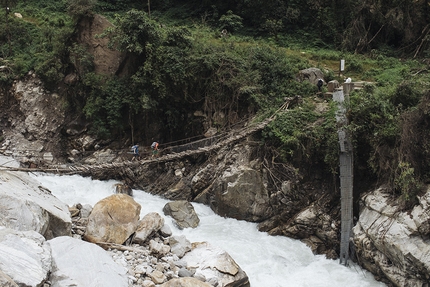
[{"x1": 0, "y1": 0, "x2": 429, "y2": 203}]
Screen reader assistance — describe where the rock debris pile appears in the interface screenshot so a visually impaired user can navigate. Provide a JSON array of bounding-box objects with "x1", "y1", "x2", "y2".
[
  {"x1": 0, "y1": 169, "x2": 249, "y2": 287},
  {"x1": 69, "y1": 192, "x2": 249, "y2": 287}
]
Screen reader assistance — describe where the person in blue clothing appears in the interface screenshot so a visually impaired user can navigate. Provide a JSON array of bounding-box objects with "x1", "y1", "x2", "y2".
[{"x1": 131, "y1": 144, "x2": 140, "y2": 161}]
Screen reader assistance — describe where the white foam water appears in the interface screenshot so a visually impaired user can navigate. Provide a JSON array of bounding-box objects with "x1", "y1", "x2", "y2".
[{"x1": 31, "y1": 173, "x2": 386, "y2": 287}]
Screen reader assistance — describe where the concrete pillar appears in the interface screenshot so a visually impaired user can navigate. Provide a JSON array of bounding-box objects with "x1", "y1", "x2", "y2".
[
  {"x1": 342, "y1": 83, "x2": 354, "y2": 95},
  {"x1": 327, "y1": 80, "x2": 340, "y2": 92}
]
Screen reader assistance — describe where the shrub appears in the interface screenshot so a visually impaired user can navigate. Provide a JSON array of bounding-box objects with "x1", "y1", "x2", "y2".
[
  {"x1": 263, "y1": 98, "x2": 338, "y2": 173},
  {"x1": 394, "y1": 161, "x2": 422, "y2": 203},
  {"x1": 218, "y1": 10, "x2": 243, "y2": 33}
]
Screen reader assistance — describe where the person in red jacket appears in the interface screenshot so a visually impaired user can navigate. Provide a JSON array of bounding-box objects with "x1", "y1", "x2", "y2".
[{"x1": 151, "y1": 142, "x2": 159, "y2": 158}]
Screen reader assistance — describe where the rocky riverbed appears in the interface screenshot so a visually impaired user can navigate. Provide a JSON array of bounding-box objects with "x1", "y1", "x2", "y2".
[
  {"x1": 0, "y1": 158, "x2": 249, "y2": 287},
  {"x1": 69, "y1": 198, "x2": 248, "y2": 287}
]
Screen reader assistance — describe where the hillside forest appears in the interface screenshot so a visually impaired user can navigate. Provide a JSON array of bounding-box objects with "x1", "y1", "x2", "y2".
[{"x1": 1, "y1": 0, "x2": 430, "y2": 207}]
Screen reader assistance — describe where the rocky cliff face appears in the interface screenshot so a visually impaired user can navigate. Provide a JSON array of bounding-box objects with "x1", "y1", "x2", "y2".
[
  {"x1": 0, "y1": 72, "x2": 66, "y2": 165},
  {"x1": 76, "y1": 14, "x2": 123, "y2": 77},
  {"x1": 110, "y1": 139, "x2": 341, "y2": 260},
  {"x1": 0, "y1": 14, "x2": 127, "y2": 165},
  {"x1": 353, "y1": 186, "x2": 430, "y2": 286}
]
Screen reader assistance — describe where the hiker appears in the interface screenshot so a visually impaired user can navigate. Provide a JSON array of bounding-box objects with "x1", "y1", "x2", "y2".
[
  {"x1": 151, "y1": 141, "x2": 159, "y2": 158},
  {"x1": 317, "y1": 78, "x2": 324, "y2": 92},
  {"x1": 131, "y1": 144, "x2": 140, "y2": 161}
]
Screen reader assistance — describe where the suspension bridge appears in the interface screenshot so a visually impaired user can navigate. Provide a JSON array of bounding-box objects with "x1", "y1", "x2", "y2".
[
  {"x1": 0, "y1": 117, "x2": 275, "y2": 176},
  {"x1": 0, "y1": 93, "x2": 306, "y2": 176}
]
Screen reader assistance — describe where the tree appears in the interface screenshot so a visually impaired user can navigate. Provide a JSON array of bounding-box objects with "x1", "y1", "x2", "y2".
[
  {"x1": 218, "y1": 10, "x2": 243, "y2": 33},
  {"x1": 67, "y1": 0, "x2": 96, "y2": 21},
  {"x1": 0, "y1": 0, "x2": 18, "y2": 56},
  {"x1": 105, "y1": 9, "x2": 161, "y2": 55},
  {"x1": 340, "y1": 0, "x2": 430, "y2": 54}
]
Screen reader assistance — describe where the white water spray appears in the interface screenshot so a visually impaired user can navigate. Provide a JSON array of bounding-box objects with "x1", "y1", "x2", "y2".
[{"x1": 31, "y1": 173, "x2": 386, "y2": 287}]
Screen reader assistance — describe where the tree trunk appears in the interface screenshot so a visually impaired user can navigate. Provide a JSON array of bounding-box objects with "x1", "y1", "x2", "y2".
[{"x1": 129, "y1": 108, "x2": 134, "y2": 145}]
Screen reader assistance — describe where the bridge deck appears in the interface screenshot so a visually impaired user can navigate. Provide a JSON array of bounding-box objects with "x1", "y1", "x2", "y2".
[{"x1": 0, "y1": 118, "x2": 273, "y2": 175}]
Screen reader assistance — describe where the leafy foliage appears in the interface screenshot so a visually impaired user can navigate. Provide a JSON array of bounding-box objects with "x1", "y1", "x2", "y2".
[
  {"x1": 67, "y1": 0, "x2": 96, "y2": 21},
  {"x1": 218, "y1": 10, "x2": 243, "y2": 33},
  {"x1": 1, "y1": 0, "x2": 430, "y2": 206},
  {"x1": 263, "y1": 98, "x2": 338, "y2": 174},
  {"x1": 346, "y1": 76, "x2": 430, "y2": 202}
]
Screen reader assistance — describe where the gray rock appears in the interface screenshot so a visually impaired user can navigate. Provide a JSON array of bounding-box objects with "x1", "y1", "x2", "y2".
[
  {"x1": 80, "y1": 204, "x2": 92, "y2": 218},
  {"x1": 48, "y1": 236, "x2": 128, "y2": 287},
  {"x1": 84, "y1": 148, "x2": 116, "y2": 164},
  {"x1": 149, "y1": 239, "x2": 170, "y2": 255},
  {"x1": 169, "y1": 235, "x2": 191, "y2": 258},
  {"x1": 0, "y1": 228, "x2": 51, "y2": 287},
  {"x1": 197, "y1": 165, "x2": 271, "y2": 222},
  {"x1": 160, "y1": 223, "x2": 173, "y2": 237},
  {"x1": 163, "y1": 201, "x2": 200, "y2": 229},
  {"x1": 178, "y1": 267, "x2": 194, "y2": 277},
  {"x1": 0, "y1": 171, "x2": 71, "y2": 238},
  {"x1": 353, "y1": 186, "x2": 430, "y2": 286},
  {"x1": 181, "y1": 242, "x2": 249, "y2": 287},
  {"x1": 43, "y1": 152, "x2": 54, "y2": 163},
  {"x1": 15, "y1": 77, "x2": 65, "y2": 141},
  {"x1": 296, "y1": 67, "x2": 324, "y2": 85},
  {"x1": 134, "y1": 212, "x2": 165, "y2": 244}
]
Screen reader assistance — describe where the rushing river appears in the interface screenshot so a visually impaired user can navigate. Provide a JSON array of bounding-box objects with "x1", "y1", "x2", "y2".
[{"x1": 31, "y1": 173, "x2": 386, "y2": 287}]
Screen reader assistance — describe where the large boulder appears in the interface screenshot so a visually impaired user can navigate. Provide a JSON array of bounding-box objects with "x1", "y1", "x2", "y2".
[
  {"x1": 163, "y1": 201, "x2": 200, "y2": 229},
  {"x1": 0, "y1": 228, "x2": 51, "y2": 287},
  {"x1": 181, "y1": 242, "x2": 250, "y2": 287},
  {"x1": 84, "y1": 194, "x2": 141, "y2": 244},
  {"x1": 196, "y1": 165, "x2": 271, "y2": 221},
  {"x1": 0, "y1": 171, "x2": 71, "y2": 238},
  {"x1": 272, "y1": 204, "x2": 338, "y2": 256},
  {"x1": 353, "y1": 186, "x2": 430, "y2": 286},
  {"x1": 48, "y1": 236, "x2": 128, "y2": 287},
  {"x1": 133, "y1": 212, "x2": 165, "y2": 244},
  {"x1": 190, "y1": 144, "x2": 273, "y2": 222},
  {"x1": 296, "y1": 67, "x2": 324, "y2": 85}
]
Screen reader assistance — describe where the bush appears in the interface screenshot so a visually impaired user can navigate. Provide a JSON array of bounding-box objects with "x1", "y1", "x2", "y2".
[
  {"x1": 394, "y1": 161, "x2": 422, "y2": 203},
  {"x1": 67, "y1": 0, "x2": 97, "y2": 20},
  {"x1": 218, "y1": 10, "x2": 243, "y2": 33},
  {"x1": 391, "y1": 81, "x2": 421, "y2": 109},
  {"x1": 263, "y1": 98, "x2": 338, "y2": 173}
]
